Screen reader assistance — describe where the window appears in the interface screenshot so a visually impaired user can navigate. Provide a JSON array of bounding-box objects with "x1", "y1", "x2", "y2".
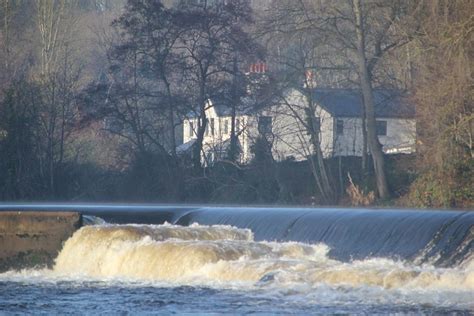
[
  {"x1": 205, "y1": 119, "x2": 209, "y2": 136},
  {"x1": 210, "y1": 118, "x2": 215, "y2": 136},
  {"x1": 189, "y1": 122, "x2": 194, "y2": 137},
  {"x1": 224, "y1": 119, "x2": 228, "y2": 134},
  {"x1": 376, "y1": 120, "x2": 387, "y2": 136},
  {"x1": 236, "y1": 118, "x2": 240, "y2": 132},
  {"x1": 336, "y1": 119, "x2": 344, "y2": 135},
  {"x1": 258, "y1": 116, "x2": 272, "y2": 135}
]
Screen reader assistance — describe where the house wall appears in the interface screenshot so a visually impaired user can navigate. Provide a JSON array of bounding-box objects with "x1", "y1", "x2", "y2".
[
  {"x1": 182, "y1": 100, "x2": 252, "y2": 164},
  {"x1": 333, "y1": 117, "x2": 416, "y2": 156},
  {"x1": 333, "y1": 117, "x2": 364, "y2": 156},
  {"x1": 378, "y1": 118, "x2": 416, "y2": 154},
  {"x1": 181, "y1": 90, "x2": 416, "y2": 165},
  {"x1": 268, "y1": 89, "x2": 334, "y2": 161},
  {"x1": 182, "y1": 118, "x2": 195, "y2": 144}
]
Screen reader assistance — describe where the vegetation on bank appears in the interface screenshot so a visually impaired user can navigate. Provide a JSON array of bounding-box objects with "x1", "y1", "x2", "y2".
[{"x1": 0, "y1": 0, "x2": 472, "y2": 208}]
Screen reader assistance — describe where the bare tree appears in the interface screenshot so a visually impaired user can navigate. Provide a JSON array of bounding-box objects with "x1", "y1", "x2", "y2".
[
  {"x1": 352, "y1": 0, "x2": 389, "y2": 198},
  {"x1": 34, "y1": 0, "x2": 82, "y2": 196},
  {"x1": 172, "y1": 0, "x2": 254, "y2": 172},
  {"x1": 272, "y1": 41, "x2": 338, "y2": 203},
  {"x1": 261, "y1": 0, "x2": 414, "y2": 199}
]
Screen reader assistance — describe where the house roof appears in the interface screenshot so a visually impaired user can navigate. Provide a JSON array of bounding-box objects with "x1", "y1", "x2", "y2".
[
  {"x1": 211, "y1": 96, "x2": 255, "y2": 116},
  {"x1": 185, "y1": 96, "x2": 256, "y2": 119},
  {"x1": 309, "y1": 89, "x2": 415, "y2": 119},
  {"x1": 185, "y1": 89, "x2": 415, "y2": 120}
]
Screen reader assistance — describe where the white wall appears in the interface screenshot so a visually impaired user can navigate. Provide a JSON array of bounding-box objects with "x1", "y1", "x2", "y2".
[
  {"x1": 267, "y1": 89, "x2": 334, "y2": 161},
  {"x1": 182, "y1": 100, "x2": 252, "y2": 164},
  {"x1": 333, "y1": 117, "x2": 364, "y2": 156},
  {"x1": 182, "y1": 118, "x2": 195, "y2": 144},
  {"x1": 182, "y1": 91, "x2": 416, "y2": 165},
  {"x1": 271, "y1": 89, "x2": 416, "y2": 159},
  {"x1": 333, "y1": 117, "x2": 416, "y2": 156},
  {"x1": 379, "y1": 118, "x2": 416, "y2": 154}
]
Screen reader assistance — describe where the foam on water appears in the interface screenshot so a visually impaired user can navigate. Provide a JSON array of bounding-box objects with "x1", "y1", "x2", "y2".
[
  {"x1": 49, "y1": 223, "x2": 474, "y2": 293},
  {"x1": 1, "y1": 205, "x2": 473, "y2": 313},
  {"x1": 1, "y1": 223, "x2": 472, "y2": 312}
]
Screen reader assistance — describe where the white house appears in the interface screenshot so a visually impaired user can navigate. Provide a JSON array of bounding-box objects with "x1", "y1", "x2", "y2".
[
  {"x1": 180, "y1": 97, "x2": 258, "y2": 165},
  {"x1": 269, "y1": 88, "x2": 416, "y2": 161},
  {"x1": 180, "y1": 88, "x2": 416, "y2": 165}
]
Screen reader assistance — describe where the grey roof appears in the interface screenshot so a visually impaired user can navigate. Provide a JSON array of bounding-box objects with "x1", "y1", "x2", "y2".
[
  {"x1": 211, "y1": 96, "x2": 256, "y2": 116},
  {"x1": 186, "y1": 96, "x2": 256, "y2": 118},
  {"x1": 186, "y1": 89, "x2": 415, "y2": 119},
  {"x1": 309, "y1": 89, "x2": 415, "y2": 119}
]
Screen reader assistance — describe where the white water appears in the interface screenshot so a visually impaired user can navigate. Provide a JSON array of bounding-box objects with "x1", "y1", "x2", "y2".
[{"x1": 1, "y1": 223, "x2": 473, "y2": 311}]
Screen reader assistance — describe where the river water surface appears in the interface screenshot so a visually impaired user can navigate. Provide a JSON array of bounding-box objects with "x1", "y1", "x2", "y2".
[{"x1": 0, "y1": 205, "x2": 473, "y2": 314}]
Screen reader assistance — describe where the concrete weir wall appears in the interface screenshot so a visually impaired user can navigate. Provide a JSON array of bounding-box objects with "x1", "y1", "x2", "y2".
[{"x1": 0, "y1": 211, "x2": 82, "y2": 272}]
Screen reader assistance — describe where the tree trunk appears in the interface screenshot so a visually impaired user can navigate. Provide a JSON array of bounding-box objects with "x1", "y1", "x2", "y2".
[
  {"x1": 164, "y1": 77, "x2": 185, "y2": 202},
  {"x1": 360, "y1": 93, "x2": 367, "y2": 173},
  {"x1": 352, "y1": 0, "x2": 390, "y2": 199},
  {"x1": 228, "y1": 58, "x2": 239, "y2": 162},
  {"x1": 306, "y1": 95, "x2": 336, "y2": 204},
  {"x1": 2, "y1": 0, "x2": 10, "y2": 73},
  {"x1": 192, "y1": 95, "x2": 207, "y2": 172}
]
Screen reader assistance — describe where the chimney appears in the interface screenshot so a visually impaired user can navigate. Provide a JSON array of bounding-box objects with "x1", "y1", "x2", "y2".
[
  {"x1": 305, "y1": 69, "x2": 317, "y2": 88},
  {"x1": 249, "y1": 62, "x2": 267, "y2": 74},
  {"x1": 246, "y1": 61, "x2": 269, "y2": 95}
]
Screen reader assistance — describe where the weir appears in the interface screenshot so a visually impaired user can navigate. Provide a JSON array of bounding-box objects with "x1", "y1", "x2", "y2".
[
  {"x1": 174, "y1": 207, "x2": 474, "y2": 267},
  {"x1": 0, "y1": 204, "x2": 472, "y2": 267}
]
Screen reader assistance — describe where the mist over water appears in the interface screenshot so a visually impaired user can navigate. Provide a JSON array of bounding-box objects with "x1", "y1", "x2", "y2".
[{"x1": 0, "y1": 205, "x2": 473, "y2": 313}]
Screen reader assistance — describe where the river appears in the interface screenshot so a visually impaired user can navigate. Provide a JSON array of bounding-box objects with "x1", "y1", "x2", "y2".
[{"x1": 0, "y1": 204, "x2": 473, "y2": 314}]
